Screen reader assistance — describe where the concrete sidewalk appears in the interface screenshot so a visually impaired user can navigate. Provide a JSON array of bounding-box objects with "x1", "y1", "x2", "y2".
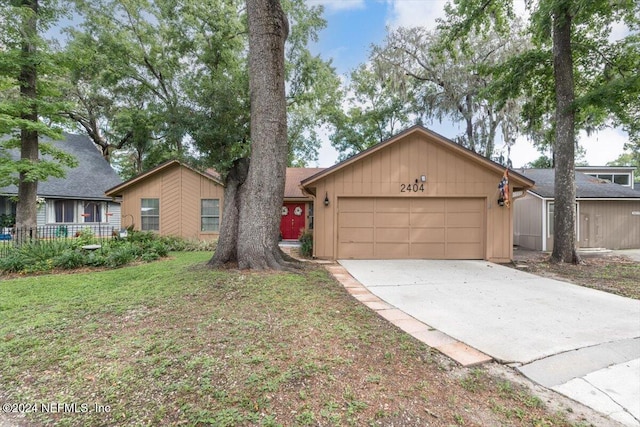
[{"x1": 334, "y1": 259, "x2": 640, "y2": 427}]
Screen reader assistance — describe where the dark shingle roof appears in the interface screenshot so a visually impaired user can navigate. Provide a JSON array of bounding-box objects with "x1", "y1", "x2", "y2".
[
  {"x1": 520, "y1": 169, "x2": 640, "y2": 199},
  {"x1": 1, "y1": 133, "x2": 122, "y2": 200}
]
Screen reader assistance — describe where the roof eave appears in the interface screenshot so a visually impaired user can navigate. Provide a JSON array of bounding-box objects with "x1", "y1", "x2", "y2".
[
  {"x1": 301, "y1": 125, "x2": 535, "y2": 190},
  {"x1": 105, "y1": 160, "x2": 224, "y2": 197}
]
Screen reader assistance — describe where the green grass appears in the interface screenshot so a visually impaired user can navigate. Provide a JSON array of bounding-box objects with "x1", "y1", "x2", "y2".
[{"x1": 0, "y1": 253, "x2": 579, "y2": 426}]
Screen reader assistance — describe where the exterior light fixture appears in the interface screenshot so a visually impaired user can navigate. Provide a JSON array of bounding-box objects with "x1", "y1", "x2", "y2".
[
  {"x1": 324, "y1": 192, "x2": 329, "y2": 206},
  {"x1": 421, "y1": 175, "x2": 426, "y2": 182}
]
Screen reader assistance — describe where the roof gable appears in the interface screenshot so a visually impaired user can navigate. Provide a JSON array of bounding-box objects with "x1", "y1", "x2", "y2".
[
  {"x1": 1, "y1": 133, "x2": 122, "y2": 200},
  {"x1": 521, "y1": 169, "x2": 640, "y2": 199},
  {"x1": 105, "y1": 160, "x2": 223, "y2": 196},
  {"x1": 301, "y1": 125, "x2": 534, "y2": 190}
]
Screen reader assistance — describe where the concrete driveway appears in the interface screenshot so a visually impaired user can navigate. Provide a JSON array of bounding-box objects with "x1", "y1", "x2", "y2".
[{"x1": 338, "y1": 259, "x2": 640, "y2": 426}]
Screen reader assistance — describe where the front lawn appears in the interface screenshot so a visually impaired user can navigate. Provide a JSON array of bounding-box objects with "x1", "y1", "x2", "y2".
[{"x1": 1, "y1": 253, "x2": 584, "y2": 426}]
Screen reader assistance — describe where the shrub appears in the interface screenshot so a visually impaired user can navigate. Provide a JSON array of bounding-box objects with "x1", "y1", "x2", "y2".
[
  {"x1": 52, "y1": 249, "x2": 86, "y2": 270},
  {"x1": 299, "y1": 231, "x2": 313, "y2": 258},
  {"x1": 0, "y1": 252, "x2": 27, "y2": 273},
  {"x1": 105, "y1": 246, "x2": 136, "y2": 268}
]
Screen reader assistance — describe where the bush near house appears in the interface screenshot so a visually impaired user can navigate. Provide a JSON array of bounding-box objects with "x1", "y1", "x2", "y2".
[
  {"x1": 299, "y1": 230, "x2": 313, "y2": 258},
  {"x1": 0, "y1": 230, "x2": 216, "y2": 274}
]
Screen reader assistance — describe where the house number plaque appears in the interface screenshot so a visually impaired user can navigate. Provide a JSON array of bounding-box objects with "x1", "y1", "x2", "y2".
[{"x1": 400, "y1": 183, "x2": 425, "y2": 193}]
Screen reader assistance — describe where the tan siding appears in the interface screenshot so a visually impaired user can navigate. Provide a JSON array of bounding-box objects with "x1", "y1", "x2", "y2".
[
  {"x1": 311, "y1": 132, "x2": 510, "y2": 260},
  {"x1": 578, "y1": 201, "x2": 640, "y2": 249},
  {"x1": 162, "y1": 167, "x2": 182, "y2": 237},
  {"x1": 114, "y1": 163, "x2": 224, "y2": 241},
  {"x1": 179, "y1": 168, "x2": 201, "y2": 239},
  {"x1": 117, "y1": 166, "x2": 165, "y2": 231}
]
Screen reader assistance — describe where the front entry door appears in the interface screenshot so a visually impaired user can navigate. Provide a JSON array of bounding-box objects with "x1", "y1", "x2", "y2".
[{"x1": 281, "y1": 203, "x2": 305, "y2": 240}]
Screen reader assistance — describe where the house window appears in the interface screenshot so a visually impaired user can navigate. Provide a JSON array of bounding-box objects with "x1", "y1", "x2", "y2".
[
  {"x1": 588, "y1": 173, "x2": 631, "y2": 187},
  {"x1": 54, "y1": 200, "x2": 75, "y2": 223},
  {"x1": 547, "y1": 202, "x2": 554, "y2": 238},
  {"x1": 201, "y1": 199, "x2": 220, "y2": 232},
  {"x1": 613, "y1": 175, "x2": 630, "y2": 186},
  {"x1": 141, "y1": 198, "x2": 159, "y2": 231},
  {"x1": 83, "y1": 201, "x2": 102, "y2": 223},
  {"x1": 547, "y1": 202, "x2": 579, "y2": 238}
]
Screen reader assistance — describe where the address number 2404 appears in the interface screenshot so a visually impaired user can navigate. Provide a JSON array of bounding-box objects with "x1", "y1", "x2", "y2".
[{"x1": 400, "y1": 183, "x2": 425, "y2": 193}]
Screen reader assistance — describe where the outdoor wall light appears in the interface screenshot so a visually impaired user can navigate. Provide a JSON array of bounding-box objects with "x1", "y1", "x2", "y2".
[
  {"x1": 497, "y1": 197, "x2": 505, "y2": 207},
  {"x1": 421, "y1": 175, "x2": 426, "y2": 182},
  {"x1": 324, "y1": 192, "x2": 330, "y2": 206}
]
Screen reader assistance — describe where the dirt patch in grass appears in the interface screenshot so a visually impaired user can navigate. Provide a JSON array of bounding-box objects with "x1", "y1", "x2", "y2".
[{"x1": 512, "y1": 249, "x2": 640, "y2": 299}]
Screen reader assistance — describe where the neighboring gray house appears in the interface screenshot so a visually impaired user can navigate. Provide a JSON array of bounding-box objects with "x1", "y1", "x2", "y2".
[
  {"x1": 514, "y1": 167, "x2": 640, "y2": 251},
  {"x1": 0, "y1": 133, "x2": 122, "y2": 237}
]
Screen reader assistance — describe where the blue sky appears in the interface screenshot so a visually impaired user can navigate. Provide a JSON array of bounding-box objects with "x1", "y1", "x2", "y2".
[{"x1": 306, "y1": 0, "x2": 629, "y2": 168}]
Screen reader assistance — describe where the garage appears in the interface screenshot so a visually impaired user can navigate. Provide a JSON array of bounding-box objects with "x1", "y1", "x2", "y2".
[
  {"x1": 338, "y1": 197, "x2": 485, "y2": 259},
  {"x1": 300, "y1": 125, "x2": 534, "y2": 262}
]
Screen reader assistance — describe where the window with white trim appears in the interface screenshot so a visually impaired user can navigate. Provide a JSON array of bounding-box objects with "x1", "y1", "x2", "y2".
[
  {"x1": 83, "y1": 201, "x2": 103, "y2": 223},
  {"x1": 588, "y1": 173, "x2": 631, "y2": 186},
  {"x1": 201, "y1": 199, "x2": 220, "y2": 232},
  {"x1": 54, "y1": 200, "x2": 75, "y2": 223},
  {"x1": 141, "y1": 198, "x2": 160, "y2": 231},
  {"x1": 547, "y1": 202, "x2": 554, "y2": 238}
]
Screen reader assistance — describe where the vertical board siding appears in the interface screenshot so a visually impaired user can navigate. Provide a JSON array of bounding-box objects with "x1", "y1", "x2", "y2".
[
  {"x1": 161, "y1": 167, "x2": 182, "y2": 237},
  {"x1": 311, "y1": 132, "x2": 513, "y2": 261},
  {"x1": 579, "y1": 201, "x2": 640, "y2": 249},
  {"x1": 513, "y1": 194, "x2": 543, "y2": 251},
  {"x1": 114, "y1": 163, "x2": 224, "y2": 241}
]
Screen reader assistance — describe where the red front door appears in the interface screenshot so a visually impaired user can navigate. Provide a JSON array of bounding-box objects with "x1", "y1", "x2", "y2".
[{"x1": 280, "y1": 203, "x2": 305, "y2": 240}]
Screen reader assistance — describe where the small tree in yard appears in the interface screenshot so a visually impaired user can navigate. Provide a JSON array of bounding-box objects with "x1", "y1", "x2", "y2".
[
  {"x1": 0, "y1": 0, "x2": 76, "y2": 231},
  {"x1": 208, "y1": 0, "x2": 296, "y2": 270}
]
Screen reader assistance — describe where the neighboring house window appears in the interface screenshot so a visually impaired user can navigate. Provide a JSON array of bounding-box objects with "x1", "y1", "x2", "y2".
[
  {"x1": 141, "y1": 199, "x2": 160, "y2": 231},
  {"x1": 547, "y1": 202, "x2": 579, "y2": 238},
  {"x1": 613, "y1": 175, "x2": 630, "y2": 186},
  {"x1": 83, "y1": 201, "x2": 102, "y2": 223},
  {"x1": 201, "y1": 199, "x2": 220, "y2": 232},
  {"x1": 54, "y1": 200, "x2": 75, "y2": 223},
  {"x1": 547, "y1": 202, "x2": 554, "y2": 238},
  {"x1": 588, "y1": 173, "x2": 631, "y2": 186}
]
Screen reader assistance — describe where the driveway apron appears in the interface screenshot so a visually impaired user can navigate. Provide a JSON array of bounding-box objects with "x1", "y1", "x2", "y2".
[{"x1": 338, "y1": 259, "x2": 640, "y2": 426}]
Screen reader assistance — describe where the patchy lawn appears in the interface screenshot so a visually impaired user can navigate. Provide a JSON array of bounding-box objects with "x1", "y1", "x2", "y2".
[
  {"x1": 0, "y1": 252, "x2": 591, "y2": 426},
  {"x1": 512, "y1": 251, "x2": 640, "y2": 299}
]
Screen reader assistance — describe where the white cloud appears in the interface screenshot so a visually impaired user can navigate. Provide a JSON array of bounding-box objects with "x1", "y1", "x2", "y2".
[
  {"x1": 306, "y1": 0, "x2": 366, "y2": 13},
  {"x1": 385, "y1": 0, "x2": 448, "y2": 30}
]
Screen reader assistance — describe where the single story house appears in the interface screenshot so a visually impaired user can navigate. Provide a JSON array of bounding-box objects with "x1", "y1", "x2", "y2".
[
  {"x1": 300, "y1": 125, "x2": 534, "y2": 263},
  {"x1": 513, "y1": 167, "x2": 640, "y2": 251},
  {"x1": 105, "y1": 160, "x2": 323, "y2": 241},
  {"x1": 105, "y1": 160, "x2": 225, "y2": 241},
  {"x1": 0, "y1": 133, "x2": 122, "y2": 237}
]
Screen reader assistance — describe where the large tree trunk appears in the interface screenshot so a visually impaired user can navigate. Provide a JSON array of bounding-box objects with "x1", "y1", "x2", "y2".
[
  {"x1": 550, "y1": 3, "x2": 580, "y2": 264},
  {"x1": 15, "y1": 0, "x2": 39, "y2": 233},
  {"x1": 207, "y1": 158, "x2": 249, "y2": 267},
  {"x1": 209, "y1": 0, "x2": 296, "y2": 270},
  {"x1": 237, "y1": 0, "x2": 291, "y2": 270}
]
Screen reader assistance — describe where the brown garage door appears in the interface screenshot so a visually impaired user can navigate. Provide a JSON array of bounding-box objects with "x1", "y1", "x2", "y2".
[{"x1": 338, "y1": 197, "x2": 485, "y2": 259}]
